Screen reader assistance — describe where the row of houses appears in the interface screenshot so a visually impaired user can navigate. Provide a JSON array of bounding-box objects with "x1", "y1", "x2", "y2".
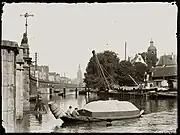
[{"x1": 30, "y1": 64, "x2": 72, "y2": 84}]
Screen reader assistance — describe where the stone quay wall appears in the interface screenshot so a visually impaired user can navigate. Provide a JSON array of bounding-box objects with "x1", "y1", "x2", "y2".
[{"x1": 1, "y1": 40, "x2": 19, "y2": 132}]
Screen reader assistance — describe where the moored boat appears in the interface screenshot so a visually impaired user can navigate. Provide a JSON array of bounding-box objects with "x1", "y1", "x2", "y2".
[
  {"x1": 79, "y1": 90, "x2": 87, "y2": 95},
  {"x1": 78, "y1": 100, "x2": 144, "y2": 120}
]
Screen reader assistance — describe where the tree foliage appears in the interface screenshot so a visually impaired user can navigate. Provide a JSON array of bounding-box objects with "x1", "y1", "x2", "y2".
[
  {"x1": 84, "y1": 50, "x2": 148, "y2": 89},
  {"x1": 134, "y1": 62, "x2": 148, "y2": 83},
  {"x1": 116, "y1": 60, "x2": 135, "y2": 86},
  {"x1": 84, "y1": 50, "x2": 120, "y2": 89}
]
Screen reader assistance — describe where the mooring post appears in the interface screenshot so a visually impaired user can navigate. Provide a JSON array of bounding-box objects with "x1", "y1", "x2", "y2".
[
  {"x1": 63, "y1": 87, "x2": 66, "y2": 98},
  {"x1": 75, "y1": 88, "x2": 78, "y2": 98},
  {"x1": 50, "y1": 87, "x2": 52, "y2": 95},
  {"x1": 49, "y1": 87, "x2": 52, "y2": 99}
]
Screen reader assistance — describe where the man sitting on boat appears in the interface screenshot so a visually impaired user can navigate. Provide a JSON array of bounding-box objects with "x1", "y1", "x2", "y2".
[
  {"x1": 72, "y1": 108, "x2": 80, "y2": 118},
  {"x1": 65, "y1": 106, "x2": 72, "y2": 117}
]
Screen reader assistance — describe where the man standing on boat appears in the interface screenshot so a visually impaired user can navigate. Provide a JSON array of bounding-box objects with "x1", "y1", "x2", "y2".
[
  {"x1": 72, "y1": 108, "x2": 80, "y2": 118},
  {"x1": 65, "y1": 106, "x2": 72, "y2": 117}
]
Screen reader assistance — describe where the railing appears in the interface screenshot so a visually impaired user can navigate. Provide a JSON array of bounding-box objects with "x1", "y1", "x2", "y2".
[{"x1": 29, "y1": 75, "x2": 78, "y2": 88}]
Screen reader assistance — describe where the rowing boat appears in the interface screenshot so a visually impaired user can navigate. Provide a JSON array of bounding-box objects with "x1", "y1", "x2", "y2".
[{"x1": 48, "y1": 100, "x2": 144, "y2": 124}]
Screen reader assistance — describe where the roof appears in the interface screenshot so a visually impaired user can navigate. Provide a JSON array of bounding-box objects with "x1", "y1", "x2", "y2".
[
  {"x1": 49, "y1": 72, "x2": 56, "y2": 76},
  {"x1": 156, "y1": 55, "x2": 177, "y2": 66},
  {"x1": 131, "y1": 54, "x2": 147, "y2": 65},
  {"x1": 152, "y1": 66, "x2": 177, "y2": 77},
  {"x1": 147, "y1": 40, "x2": 156, "y2": 51},
  {"x1": 83, "y1": 100, "x2": 139, "y2": 112}
]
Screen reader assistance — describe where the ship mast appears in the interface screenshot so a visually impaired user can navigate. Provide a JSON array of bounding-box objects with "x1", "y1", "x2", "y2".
[{"x1": 92, "y1": 50, "x2": 111, "y2": 91}]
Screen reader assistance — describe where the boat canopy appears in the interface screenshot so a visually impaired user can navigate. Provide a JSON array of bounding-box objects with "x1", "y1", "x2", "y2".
[{"x1": 82, "y1": 100, "x2": 139, "y2": 112}]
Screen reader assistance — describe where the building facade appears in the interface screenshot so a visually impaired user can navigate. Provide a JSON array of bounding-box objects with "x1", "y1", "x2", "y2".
[
  {"x1": 37, "y1": 65, "x2": 49, "y2": 80},
  {"x1": 48, "y1": 72, "x2": 56, "y2": 82},
  {"x1": 151, "y1": 54, "x2": 177, "y2": 89}
]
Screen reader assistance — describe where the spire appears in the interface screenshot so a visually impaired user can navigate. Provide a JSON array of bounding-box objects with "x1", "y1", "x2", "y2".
[
  {"x1": 79, "y1": 64, "x2": 81, "y2": 69},
  {"x1": 150, "y1": 38, "x2": 153, "y2": 44}
]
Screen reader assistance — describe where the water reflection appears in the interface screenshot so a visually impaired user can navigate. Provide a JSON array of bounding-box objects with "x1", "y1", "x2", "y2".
[{"x1": 13, "y1": 88, "x2": 177, "y2": 133}]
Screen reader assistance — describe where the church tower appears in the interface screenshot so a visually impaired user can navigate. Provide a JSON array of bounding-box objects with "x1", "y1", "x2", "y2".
[
  {"x1": 146, "y1": 39, "x2": 158, "y2": 80},
  {"x1": 77, "y1": 64, "x2": 83, "y2": 86},
  {"x1": 147, "y1": 39, "x2": 157, "y2": 56}
]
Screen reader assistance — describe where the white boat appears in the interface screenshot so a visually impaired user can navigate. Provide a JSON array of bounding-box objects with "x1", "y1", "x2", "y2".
[{"x1": 79, "y1": 100, "x2": 144, "y2": 120}]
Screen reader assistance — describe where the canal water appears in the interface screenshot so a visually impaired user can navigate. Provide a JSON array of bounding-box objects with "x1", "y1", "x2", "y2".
[{"x1": 13, "y1": 90, "x2": 177, "y2": 133}]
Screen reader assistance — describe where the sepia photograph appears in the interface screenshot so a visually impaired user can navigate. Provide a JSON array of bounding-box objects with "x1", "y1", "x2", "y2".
[{"x1": 1, "y1": 2, "x2": 177, "y2": 133}]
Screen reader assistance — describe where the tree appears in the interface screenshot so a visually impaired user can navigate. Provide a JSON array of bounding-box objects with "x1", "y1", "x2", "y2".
[
  {"x1": 134, "y1": 62, "x2": 148, "y2": 83},
  {"x1": 116, "y1": 60, "x2": 136, "y2": 86},
  {"x1": 84, "y1": 50, "x2": 120, "y2": 89}
]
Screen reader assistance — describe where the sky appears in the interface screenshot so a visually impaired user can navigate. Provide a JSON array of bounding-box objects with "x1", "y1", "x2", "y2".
[{"x1": 2, "y1": 3, "x2": 177, "y2": 79}]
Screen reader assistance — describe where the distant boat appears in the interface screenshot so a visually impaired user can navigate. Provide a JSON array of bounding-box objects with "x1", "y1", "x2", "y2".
[
  {"x1": 48, "y1": 100, "x2": 144, "y2": 124},
  {"x1": 79, "y1": 90, "x2": 87, "y2": 95},
  {"x1": 54, "y1": 89, "x2": 61, "y2": 93}
]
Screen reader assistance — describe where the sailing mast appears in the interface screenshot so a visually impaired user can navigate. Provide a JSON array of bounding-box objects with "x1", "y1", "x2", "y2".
[{"x1": 92, "y1": 50, "x2": 111, "y2": 91}]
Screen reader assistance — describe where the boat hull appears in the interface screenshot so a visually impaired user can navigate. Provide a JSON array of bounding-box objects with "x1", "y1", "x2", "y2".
[{"x1": 60, "y1": 110, "x2": 144, "y2": 124}]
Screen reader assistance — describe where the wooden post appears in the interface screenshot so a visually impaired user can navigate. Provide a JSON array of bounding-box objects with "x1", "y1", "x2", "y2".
[
  {"x1": 88, "y1": 87, "x2": 90, "y2": 96},
  {"x1": 50, "y1": 87, "x2": 52, "y2": 95},
  {"x1": 49, "y1": 87, "x2": 52, "y2": 99},
  {"x1": 63, "y1": 88, "x2": 66, "y2": 98}
]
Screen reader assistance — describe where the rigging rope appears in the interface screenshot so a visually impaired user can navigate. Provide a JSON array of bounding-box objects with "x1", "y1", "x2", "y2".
[
  {"x1": 100, "y1": 64, "x2": 117, "y2": 85},
  {"x1": 94, "y1": 53, "x2": 111, "y2": 90}
]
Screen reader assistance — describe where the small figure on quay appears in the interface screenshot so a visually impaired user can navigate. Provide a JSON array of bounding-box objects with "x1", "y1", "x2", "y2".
[
  {"x1": 65, "y1": 106, "x2": 72, "y2": 117},
  {"x1": 34, "y1": 93, "x2": 47, "y2": 114},
  {"x1": 72, "y1": 108, "x2": 80, "y2": 118}
]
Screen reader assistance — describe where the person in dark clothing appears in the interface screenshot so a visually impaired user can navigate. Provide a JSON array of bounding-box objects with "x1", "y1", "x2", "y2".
[
  {"x1": 72, "y1": 108, "x2": 80, "y2": 118},
  {"x1": 65, "y1": 106, "x2": 72, "y2": 117}
]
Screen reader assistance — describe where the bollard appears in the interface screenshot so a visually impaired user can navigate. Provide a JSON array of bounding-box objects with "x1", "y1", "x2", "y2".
[{"x1": 63, "y1": 88, "x2": 66, "y2": 98}]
